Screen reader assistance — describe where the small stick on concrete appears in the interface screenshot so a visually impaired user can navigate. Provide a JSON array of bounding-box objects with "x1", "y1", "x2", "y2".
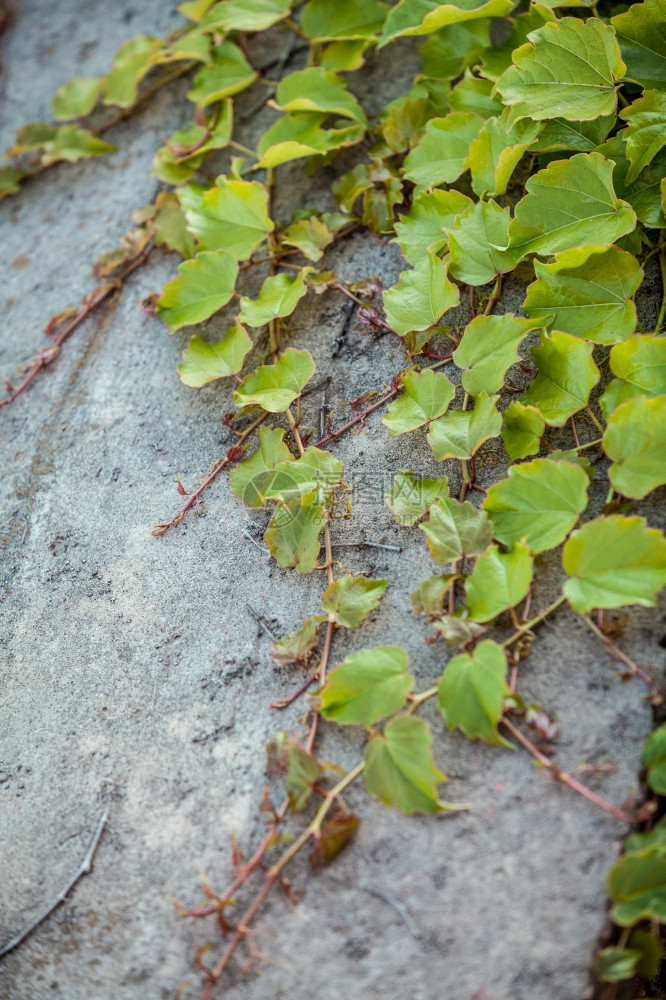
[
  {"x1": 360, "y1": 883, "x2": 422, "y2": 939},
  {"x1": 246, "y1": 603, "x2": 277, "y2": 640},
  {"x1": 242, "y1": 528, "x2": 270, "y2": 555},
  {"x1": 0, "y1": 806, "x2": 109, "y2": 959}
]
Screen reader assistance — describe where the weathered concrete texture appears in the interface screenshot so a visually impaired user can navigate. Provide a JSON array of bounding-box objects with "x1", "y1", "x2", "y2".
[{"x1": 0, "y1": 4, "x2": 664, "y2": 1000}]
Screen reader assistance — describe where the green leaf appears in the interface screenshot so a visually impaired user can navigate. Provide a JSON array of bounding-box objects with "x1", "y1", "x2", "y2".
[
  {"x1": 229, "y1": 427, "x2": 294, "y2": 508},
  {"x1": 629, "y1": 929, "x2": 663, "y2": 979},
  {"x1": 601, "y1": 334, "x2": 666, "y2": 417},
  {"x1": 152, "y1": 193, "x2": 196, "y2": 257},
  {"x1": 496, "y1": 17, "x2": 625, "y2": 124},
  {"x1": 287, "y1": 745, "x2": 323, "y2": 811},
  {"x1": 302, "y1": 0, "x2": 390, "y2": 40},
  {"x1": 187, "y1": 41, "x2": 257, "y2": 106},
  {"x1": 364, "y1": 715, "x2": 458, "y2": 814},
  {"x1": 383, "y1": 253, "x2": 459, "y2": 337},
  {"x1": 386, "y1": 471, "x2": 450, "y2": 526},
  {"x1": 153, "y1": 101, "x2": 233, "y2": 181},
  {"x1": 262, "y1": 447, "x2": 342, "y2": 501},
  {"x1": 448, "y1": 75, "x2": 503, "y2": 118},
  {"x1": 469, "y1": 111, "x2": 542, "y2": 197},
  {"x1": 595, "y1": 948, "x2": 640, "y2": 983},
  {"x1": 320, "y1": 646, "x2": 412, "y2": 725},
  {"x1": 102, "y1": 36, "x2": 163, "y2": 108},
  {"x1": 609, "y1": 843, "x2": 666, "y2": 926},
  {"x1": 393, "y1": 189, "x2": 472, "y2": 266},
  {"x1": 483, "y1": 458, "x2": 589, "y2": 553},
  {"x1": 52, "y1": 77, "x2": 101, "y2": 120},
  {"x1": 419, "y1": 20, "x2": 491, "y2": 80},
  {"x1": 177, "y1": 321, "x2": 252, "y2": 387},
  {"x1": 465, "y1": 543, "x2": 533, "y2": 623},
  {"x1": 621, "y1": 90, "x2": 666, "y2": 185},
  {"x1": 403, "y1": 113, "x2": 483, "y2": 189},
  {"x1": 612, "y1": 0, "x2": 666, "y2": 93},
  {"x1": 644, "y1": 723, "x2": 666, "y2": 795},
  {"x1": 282, "y1": 216, "x2": 334, "y2": 262},
  {"x1": 505, "y1": 152, "x2": 636, "y2": 257},
  {"x1": 202, "y1": 0, "x2": 291, "y2": 31},
  {"x1": 479, "y1": 4, "x2": 555, "y2": 81},
  {"x1": 37, "y1": 126, "x2": 116, "y2": 166},
  {"x1": 531, "y1": 115, "x2": 615, "y2": 153},
  {"x1": 316, "y1": 811, "x2": 362, "y2": 865},
  {"x1": 271, "y1": 67, "x2": 367, "y2": 125},
  {"x1": 156, "y1": 249, "x2": 238, "y2": 333},
  {"x1": 521, "y1": 330, "x2": 600, "y2": 426},
  {"x1": 321, "y1": 576, "x2": 387, "y2": 629},
  {"x1": 321, "y1": 39, "x2": 372, "y2": 71},
  {"x1": 447, "y1": 200, "x2": 522, "y2": 286},
  {"x1": 165, "y1": 26, "x2": 213, "y2": 64},
  {"x1": 501, "y1": 402, "x2": 545, "y2": 461},
  {"x1": 383, "y1": 369, "x2": 456, "y2": 435},
  {"x1": 598, "y1": 135, "x2": 666, "y2": 229},
  {"x1": 603, "y1": 395, "x2": 666, "y2": 499},
  {"x1": 453, "y1": 315, "x2": 541, "y2": 395},
  {"x1": 239, "y1": 269, "x2": 311, "y2": 327},
  {"x1": 420, "y1": 497, "x2": 494, "y2": 563},
  {"x1": 256, "y1": 112, "x2": 366, "y2": 168},
  {"x1": 438, "y1": 639, "x2": 511, "y2": 745},
  {"x1": 265, "y1": 488, "x2": 328, "y2": 573},
  {"x1": 0, "y1": 168, "x2": 26, "y2": 199},
  {"x1": 411, "y1": 574, "x2": 457, "y2": 614},
  {"x1": 523, "y1": 245, "x2": 643, "y2": 346},
  {"x1": 427, "y1": 393, "x2": 502, "y2": 461},
  {"x1": 182, "y1": 178, "x2": 274, "y2": 259},
  {"x1": 271, "y1": 617, "x2": 322, "y2": 667},
  {"x1": 563, "y1": 515, "x2": 666, "y2": 613},
  {"x1": 380, "y1": 0, "x2": 513, "y2": 45},
  {"x1": 233, "y1": 348, "x2": 315, "y2": 412}
]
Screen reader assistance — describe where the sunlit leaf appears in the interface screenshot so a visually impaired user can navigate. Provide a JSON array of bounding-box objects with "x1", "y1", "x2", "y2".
[
  {"x1": 603, "y1": 395, "x2": 666, "y2": 499},
  {"x1": 239, "y1": 269, "x2": 312, "y2": 327},
  {"x1": 505, "y1": 153, "x2": 636, "y2": 257},
  {"x1": 202, "y1": 0, "x2": 291, "y2": 31},
  {"x1": 256, "y1": 112, "x2": 366, "y2": 167},
  {"x1": 365, "y1": 715, "x2": 460, "y2": 814},
  {"x1": 420, "y1": 497, "x2": 494, "y2": 563},
  {"x1": 0, "y1": 168, "x2": 26, "y2": 199},
  {"x1": 465, "y1": 543, "x2": 533, "y2": 623},
  {"x1": 411, "y1": 573, "x2": 457, "y2": 614},
  {"x1": 521, "y1": 330, "x2": 600, "y2": 426},
  {"x1": 153, "y1": 192, "x2": 196, "y2": 258},
  {"x1": 403, "y1": 113, "x2": 483, "y2": 189},
  {"x1": 383, "y1": 369, "x2": 456, "y2": 435},
  {"x1": 531, "y1": 115, "x2": 615, "y2": 153},
  {"x1": 419, "y1": 20, "x2": 491, "y2": 80},
  {"x1": 469, "y1": 110, "x2": 542, "y2": 197},
  {"x1": 233, "y1": 347, "x2": 315, "y2": 412},
  {"x1": 156, "y1": 249, "x2": 238, "y2": 332},
  {"x1": 177, "y1": 321, "x2": 252, "y2": 387},
  {"x1": 321, "y1": 576, "x2": 387, "y2": 629},
  {"x1": 102, "y1": 36, "x2": 163, "y2": 108},
  {"x1": 271, "y1": 617, "x2": 322, "y2": 667},
  {"x1": 287, "y1": 745, "x2": 323, "y2": 811},
  {"x1": 438, "y1": 639, "x2": 511, "y2": 745},
  {"x1": 609, "y1": 843, "x2": 666, "y2": 926},
  {"x1": 453, "y1": 314, "x2": 540, "y2": 395},
  {"x1": 483, "y1": 457, "x2": 589, "y2": 553},
  {"x1": 386, "y1": 470, "x2": 450, "y2": 526},
  {"x1": 187, "y1": 41, "x2": 257, "y2": 106},
  {"x1": 320, "y1": 646, "x2": 412, "y2": 725},
  {"x1": 611, "y1": 0, "x2": 666, "y2": 93},
  {"x1": 153, "y1": 100, "x2": 233, "y2": 182},
  {"x1": 523, "y1": 245, "x2": 642, "y2": 345},
  {"x1": 447, "y1": 199, "x2": 522, "y2": 285},
  {"x1": 563, "y1": 515, "x2": 666, "y2": 613},
  {"x1": 230, "y1": 427, "x2": 294, "y2": 508},
  {"x1": 380, "y1": 0, "x2": 513, "y2": 46},
  {"x1": 501, "y1": 401, "x2": 545, "y2": 461},
  {"x1": 394, "y1": 189, "x2": 472, "y2": 265},
  {"x1": 595, "y1": 948, "x2": 641, "y2": 984},
  {"x1": 479, "y1": 4, "x2": 555, "y2": 81},
  {"x1": 601, "y1": 334, "x2": 666, "y2": 417},
  {"x1": 427, "y1": 393, "x2": 502, "y2": 461},
  {"x1": 644, "y1": 723, "x2": 666, "y2": 795},
  {"x1": 383, "y1": 252, "x2": 459, "y2": 337},
  {"x1": 282, "y1": 216, "x2": 334, "y2": 261},
  {"x1": 321, "y1": 39, "x2": 370, "y2": 71},
  {"x1": 448, "y1": 75, "x2": 502, "y2": 118},
  {"x1": 598, "y1": 135, "x2": 666, "y2": 228},
  {"x1": 621, "y1": 91, "x2": 666, "y2": 185},
  {"x1": 182, "y1": 178, "x2": 273, "y2": 259},
  {"x1": 302, "y1": 0, "x2": 390, "y2": 40},
  {"x1": 52, "y1": 77, "x2": 101, "y2": 120},
  {"x1": 496, "y1": 17, "x2": 625, "y2": 124},
  {"x1": 34, "y1": 126, "x2": 116, "y2": 166},
  {"x1": 271, "y1": 67, "x2": 367, "y2": 125},
  {"x1": 265, "y1": 487, "x2": 328, "y2": 573},
  {"x1": 262, "y1": 447, "x2": 342, "y2": 501}
]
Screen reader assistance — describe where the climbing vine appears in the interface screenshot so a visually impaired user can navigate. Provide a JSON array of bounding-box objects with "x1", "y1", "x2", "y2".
[{"x1": 3, "y1": 0, "x2": 666, "y2": 994}]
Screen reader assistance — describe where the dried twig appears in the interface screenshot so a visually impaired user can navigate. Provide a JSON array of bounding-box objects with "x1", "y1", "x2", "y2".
[{"x1": 0, "y1": 806, "x2": 109, "y2": 959}]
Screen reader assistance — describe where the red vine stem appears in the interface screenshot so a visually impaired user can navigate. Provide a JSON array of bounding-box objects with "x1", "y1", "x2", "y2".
[
  {"x1": 580, "y1": 614, "x2": 662, "y2": 703},
  {"x1": 1, "y1": 240, "x2": 154, "y2": 407},
  {"x1": 500, "y1": 717, "x2": 637, "y2": 823},
  {"x1": 151, "y1": 411, "x2": 268, "y2": 536},
  {"x1": 314, "y1": 388, "x2": 398, "y2": 447}
]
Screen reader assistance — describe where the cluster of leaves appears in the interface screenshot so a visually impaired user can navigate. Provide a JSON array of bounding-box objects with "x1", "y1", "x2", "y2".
[{"x1": 7, "y1": 0, "x2": 666, "y2": 992}]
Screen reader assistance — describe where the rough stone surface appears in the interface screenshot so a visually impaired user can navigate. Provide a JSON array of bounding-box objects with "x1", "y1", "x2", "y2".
[{"x1": 0, "y1": 4, "x2": 664, "y2": 1000}]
